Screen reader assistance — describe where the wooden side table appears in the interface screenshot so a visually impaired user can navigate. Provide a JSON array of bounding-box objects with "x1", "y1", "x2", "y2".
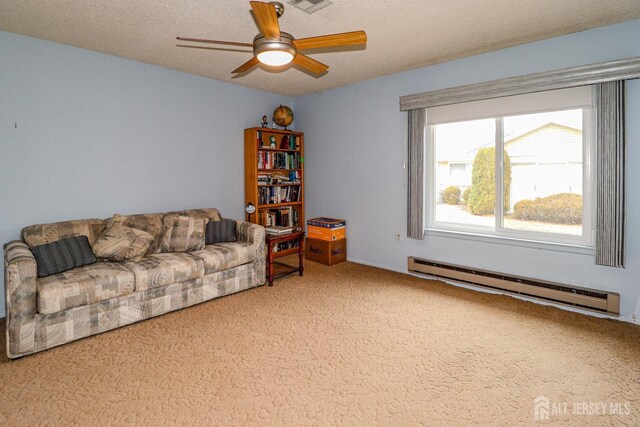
[{"x1": 265, "y1": 232, "x2": 305, "y2": 286}]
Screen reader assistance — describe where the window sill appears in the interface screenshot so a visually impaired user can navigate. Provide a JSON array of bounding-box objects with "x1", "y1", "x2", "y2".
[{"x1": 424, "y1": 228, "x2": 595, "y2": 256}]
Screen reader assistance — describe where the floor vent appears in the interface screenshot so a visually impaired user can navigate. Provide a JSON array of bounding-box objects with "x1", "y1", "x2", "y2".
[
  {"x1": 408, "y1": 257, "x2": 620, "y2": 315},
  {"x1": 288, "y1": 0, "x2": 332, "y2": 14}
]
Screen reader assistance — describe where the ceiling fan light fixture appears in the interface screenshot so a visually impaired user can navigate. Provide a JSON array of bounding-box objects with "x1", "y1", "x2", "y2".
[
  {"x1": 178, "y1": 1, "x2": 367, "y2": 76},
  {"x1": 257, "y1": 50, "x2": 294, "y2": 66},
  {"x1": 253, "y1": 32, "x2": 297, "y2": 67}
]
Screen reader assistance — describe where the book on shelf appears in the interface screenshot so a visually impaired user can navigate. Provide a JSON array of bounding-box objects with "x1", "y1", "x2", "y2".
[
  {"x1": 272, "y1": 240, "x2": 299, "y2": 252},
  {"x1": 278, "y1": 134, "x2": 295, "y2": 150},
  {"x1": 265, "y1": 225, "x2": 294, "y2": 236}
]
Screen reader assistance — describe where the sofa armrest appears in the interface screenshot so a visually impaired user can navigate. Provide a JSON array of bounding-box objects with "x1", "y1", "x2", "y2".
[
  {"x1": 233, "y1": 221, "x2": 264, "y2": 245},
  {"x1": 4, "y1": 241, "x2": 38, "y2": 323},
  {"x1": 232, "y1": 220, "x2": 266, "y2": 286}
]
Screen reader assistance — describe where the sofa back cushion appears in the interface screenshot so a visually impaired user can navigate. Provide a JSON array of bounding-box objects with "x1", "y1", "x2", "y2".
[
  {"x1": 107, "y1": 213, "x2": 163, "y2": 237},
  {"x1": 22, "y1": 218, "x2": 106, "y2": 248},
  {"x1": 168, "y1": 208, "x2": 222, "y2": 222}
]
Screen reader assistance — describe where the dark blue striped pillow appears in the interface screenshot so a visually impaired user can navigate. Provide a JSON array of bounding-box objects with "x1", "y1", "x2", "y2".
[
  {"x1": 205, "y1": 220, "x2": 237, "y2": 244},
  {"x1": 31, "y1": 236, "x2": 97, "y2": 277}
]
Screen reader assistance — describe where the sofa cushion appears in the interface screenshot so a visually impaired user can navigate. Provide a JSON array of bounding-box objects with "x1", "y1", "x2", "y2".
[
  {"x1": 37, "y1": 262, "x2": 135, "y2": 315},
  {"x1": 191, "y1": 242, "x2": 257, "y2": 275},
  {"x1": 125, "y1": 253, "x2": 204, "y2": 291},
  {"x1": 22, "y1": 218, "x2": 106, "y2": 248},
  {"x1": 159, "y1": 215, "x2": 207, "y2": 253},
  {"x1": 205, "y1": 219, "x2": 237, "y2": 244},
  {"x1": 32, "y1": 236, "x2": 97, "y2": 277},
  {"x1": 92, "y1": 224, "x2": 155, "y2": 262}
]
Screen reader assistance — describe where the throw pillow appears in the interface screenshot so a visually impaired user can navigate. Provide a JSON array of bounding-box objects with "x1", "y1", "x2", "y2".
[
  {"x1": 205, "y1": 219, "x2": 237, "y2": 244},
  {"x1": 107, "y1": 213, "x2": 165, "y2": 256},
  {"x1": 31, "y1": 236, "x2": 97, "y2": 277},
  {"x1": 159, "y1": 215, "x2": 207, "y2": 253},
  {"x1": 92, "y1": 224, "x2": 155, "y2": 262}
]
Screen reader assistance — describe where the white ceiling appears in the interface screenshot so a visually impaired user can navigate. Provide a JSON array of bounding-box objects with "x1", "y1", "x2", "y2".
[{"x1": 1, "y1": 0, "x2": 640, "y2": 97}]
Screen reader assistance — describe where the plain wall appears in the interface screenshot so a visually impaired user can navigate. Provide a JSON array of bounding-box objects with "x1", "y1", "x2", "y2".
[
  {"x1": 295, "y1": 20, "x2": 640, "y2": 323},
  {"x1": 0, "y1": 31, "x2": 292, "y2": 317}
]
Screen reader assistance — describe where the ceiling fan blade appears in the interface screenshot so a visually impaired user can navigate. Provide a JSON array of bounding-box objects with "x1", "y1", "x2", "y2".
[
  {"x1": 177, "y1": 45, "x2": 253, "y2": 53},
  {"x1": 293, "y1": 31, "x2": 367, "y2": 51},
  {"x1": 250, "y1": 1, "x2": 280, "y2": 40},
  {"x1": 232, "y1": 56, "x2": 260, "y2": 74},
  {"x1": 292, "y1": 54, "x2": 329, "y2": 75},
  {"x1": 176, "y1": 37, "x2": 253, "y2": 48}
]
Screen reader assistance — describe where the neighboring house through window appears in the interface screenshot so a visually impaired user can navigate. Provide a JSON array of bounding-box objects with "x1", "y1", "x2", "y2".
[{"x1": 425, "y1": 86, "x2": 593, "y2": 247}]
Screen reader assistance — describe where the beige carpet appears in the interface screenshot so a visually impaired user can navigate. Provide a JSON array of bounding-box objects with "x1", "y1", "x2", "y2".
[{"x1": 1, "y1": 259, "x2": 639, "y2": 426}]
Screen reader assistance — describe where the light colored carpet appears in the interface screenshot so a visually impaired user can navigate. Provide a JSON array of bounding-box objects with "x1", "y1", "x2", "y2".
[{"x1": 1, "y1": 259, "x2": 639, "y2": 426}]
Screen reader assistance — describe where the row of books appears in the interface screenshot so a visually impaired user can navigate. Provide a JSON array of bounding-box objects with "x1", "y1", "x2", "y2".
[
  {"x1": 257, "y1": 151, "x2": 301, "y2": 170},
  {"x1": 260, "y1": 206, "x2": 299, "y2": 227},
  {"x1": 272, "y1": 241, "x2": 299, "y2": 253},
  {"x1": 256, "y1": 131, "x2": 301, "y2": 150},
  {"x1": 258, "y1": 185, "x2": 301, "y2": 205},
  {"x1": 257, "y1": 171, "x2": 301, "y2": 185}
]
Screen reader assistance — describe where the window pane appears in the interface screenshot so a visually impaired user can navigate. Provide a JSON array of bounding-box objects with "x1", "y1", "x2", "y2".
[
  {"x1": 503, "y1": 109, "x2": 584, "y2": 236},
  {"x1": 434, "y1": 119, "x2": 496, "y2": 229}
]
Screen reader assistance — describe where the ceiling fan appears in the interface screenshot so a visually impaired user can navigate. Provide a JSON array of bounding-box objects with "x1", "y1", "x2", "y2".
[{"x1": 177, "y1": 1, "x2": 367, "y2": 76}]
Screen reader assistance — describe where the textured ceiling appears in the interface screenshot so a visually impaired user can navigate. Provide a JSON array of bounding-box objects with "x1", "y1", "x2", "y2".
[{"x1": 1, "y1": 0, "x2": 640, "y2": 96}]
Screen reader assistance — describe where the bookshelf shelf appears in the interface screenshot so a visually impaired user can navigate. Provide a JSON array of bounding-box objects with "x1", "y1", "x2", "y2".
[
  {"x1": 258, "y1": 147, "x2": 300, "y2": 153},
  {"x1": 245, "y1": 127, "x2": 304, "y2": 230},
  {"x1": 258, "y1": 201, "x2": 303, "y2": 209}
]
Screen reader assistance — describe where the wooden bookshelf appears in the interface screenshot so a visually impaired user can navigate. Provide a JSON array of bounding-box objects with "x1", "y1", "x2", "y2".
[{"x1": 244, "y1": 127, "x2": 304, "y2": 231}]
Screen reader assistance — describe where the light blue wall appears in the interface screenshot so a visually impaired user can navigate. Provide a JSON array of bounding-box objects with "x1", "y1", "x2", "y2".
[
  {"x1": 296, "y1": 20, "x2": 640, "y2": 323},
  {"x1": 4, "y1": 21, "x2": 640, "y2": 322},
  {"x1": 0, "y1": 31, "x2": 292, "y2": 316}
]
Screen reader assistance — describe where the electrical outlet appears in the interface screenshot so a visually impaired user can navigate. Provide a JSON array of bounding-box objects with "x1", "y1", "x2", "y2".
[{"x1": 395, "y1": 232, "x2": 401, "y2": 242}]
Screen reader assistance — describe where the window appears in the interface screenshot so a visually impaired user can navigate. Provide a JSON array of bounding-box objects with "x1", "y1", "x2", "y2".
[{"x1": 426, "y1": 86, "x2": 593, "y2": 247}]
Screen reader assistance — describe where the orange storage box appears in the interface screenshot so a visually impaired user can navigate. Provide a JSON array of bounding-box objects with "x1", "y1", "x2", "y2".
[
  {"x1": 306, "y1": 217, "x2": 346, "y2": 241},
  {"x1": 307, "y1": 225, "x2": 345, "y2": 241}
]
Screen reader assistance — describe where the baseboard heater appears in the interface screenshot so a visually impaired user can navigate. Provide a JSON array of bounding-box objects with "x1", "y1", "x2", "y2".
[{"x1": 408, "y1": 257, "x2": 620, "y2": 315}]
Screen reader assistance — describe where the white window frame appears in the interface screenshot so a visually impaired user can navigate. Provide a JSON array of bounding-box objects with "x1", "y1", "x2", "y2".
[{"x1": 425, "y1": 105, "x2": 595, "y2": 249}]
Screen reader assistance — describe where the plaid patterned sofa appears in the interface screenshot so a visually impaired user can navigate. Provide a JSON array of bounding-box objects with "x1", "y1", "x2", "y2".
[{"x1": 3, "y1": 208, "x2": 265, "y2": 358}]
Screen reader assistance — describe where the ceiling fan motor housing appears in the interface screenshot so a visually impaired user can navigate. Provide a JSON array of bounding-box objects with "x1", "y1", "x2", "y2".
[{"x1": 253, "y1": 31, "x2": 297, "y2": 59}]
